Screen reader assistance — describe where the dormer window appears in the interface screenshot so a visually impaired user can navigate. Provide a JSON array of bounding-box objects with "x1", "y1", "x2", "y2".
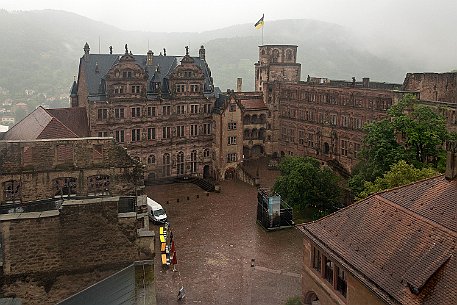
[{"x1": 123, "y1": 71, "x2": 133, "y2": 79}]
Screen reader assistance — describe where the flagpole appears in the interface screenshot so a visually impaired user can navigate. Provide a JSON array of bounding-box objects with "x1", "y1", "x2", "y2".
[{"x1": 262, "y1": 25, "x2": 264, "y2": 45}]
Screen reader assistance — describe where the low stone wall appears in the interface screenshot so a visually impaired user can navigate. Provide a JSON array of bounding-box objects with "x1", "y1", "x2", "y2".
[{"x1": 0, "y1": 197, "x2": 141, "y2": 277}]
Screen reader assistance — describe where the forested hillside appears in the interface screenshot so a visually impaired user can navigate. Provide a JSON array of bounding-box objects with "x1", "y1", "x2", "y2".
[{"x1": 0, "y1": 9, "x2": 413, "y2": 108}]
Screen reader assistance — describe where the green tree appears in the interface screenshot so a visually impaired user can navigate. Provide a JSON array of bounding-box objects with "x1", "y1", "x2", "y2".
[
  {"x1": 388, "y1": 95, "x2": 448, "y2": 166},
  {"x1": 350, "y1": 94, "x2": 450, "y2": 196},
  {"x1": 358, "y1": 160, "x2": 438, "y2": 199},
  {"x1": 273, "y1": 157, "x2": 342, "y2": 219}
]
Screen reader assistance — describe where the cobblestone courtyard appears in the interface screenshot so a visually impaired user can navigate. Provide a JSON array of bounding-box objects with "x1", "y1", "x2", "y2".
[{"x1": 145, "y1": 169, "x2": 303, "y2": 305}]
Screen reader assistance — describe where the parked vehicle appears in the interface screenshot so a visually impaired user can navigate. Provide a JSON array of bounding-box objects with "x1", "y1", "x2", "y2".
[{"x1": 146, "y1": 197, "x2": 167, "y2": 224}]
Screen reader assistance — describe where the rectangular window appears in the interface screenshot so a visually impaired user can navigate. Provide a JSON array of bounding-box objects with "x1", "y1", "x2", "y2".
[
  {"x1": 97, "y1": 108, "x2": 108, "y2": 120},
  {"x1": 176, "y1": 84, "x2": 186, "y2": 93},
  {"x1": 324, "y1": 256, "x2": 334, "y2": 284},
  {"x1": 177, "y1": 125, "x2": 185, "y2": 138},
  {"x1": 354, "y1": 143, "x2": 361, "y2": 159},
  {"x1": 227, "y1": 153, "x2": 237, "y2": 163},
  {"x1": 114, "y1": 86, "x2": 124, "y2": 94},
  {"x1": 177, "y1": 105, "x2": 185, "y2": 115},
  {"x1": 115, "y1": 130, "x2": 125, "y2": 143},
  {"x1": 228, "y1": 122, "x2": 237, "y2": 130},
  {"x1": 308, "y1": 133, "x2": 314, "y2": 148},
  {"x1": 97, "y1": 131, "x2": 108, "y2": 137},
  {"x1": 115, "y1": 108, "x2": 125, "y2": 119},
  {"x1": 190, "y1": 104, "x2": 199, "y2": 114},
  {"x1": 147, "y1": 106, "x2": 156, "y2": 117},
  {"x1": 341, "y1": 139, "x2": 348, "y2": 157},
  {"x1": 162, "y1": 105, "x2": 171, "y2": 116},
  {"x1": 341, "y1": 115, "x2": 349, "y2": 128},
  {"x1": 336, "y1": 267, "x2": 347, "y2": 297},
  {"x1": 131, "y1": 85, "x2": 141, "y2": 94},
  {"x1": 131, "y1": 128, "x2": 141, "y2": 142},
  {"x1": 203, "y1": 123, "x2": 211, "y2": 135},
  {"x1": 204, "y1": 104, "x2": 212, "y2": 114},
  {"x1": 299, "y1": 130, "x2": 305, "y2": 145},
  {"x1": 312, "y1": 247, "x2": 321, "y2": 272},
  {"x1": 131, "y1": 107, "x2": 141, "y2": 118},
  {"x1": 228, "y1": 136, "x2": 237, "y2": 145},
  {"x1": 190, "y1": 84, "x2": 200, "y2": 93},
  {"x1": 123, "y1": 71, "x2": 133, "y2": 78},
  {"x1": 190, "y1": 124, "x2": 198, "y2": 136},
  {"x1": 330, "y1": 114, "x2": 337, "y2": 126},
  {"x1": 147, "y1": 127, "x2": 156, "y2": 140},
  {"x1": 162, "y1": 126, "x2": 171, "y2": 139}
]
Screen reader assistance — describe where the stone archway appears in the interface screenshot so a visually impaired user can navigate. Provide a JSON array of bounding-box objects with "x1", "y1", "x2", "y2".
[
  {"x1": 243, "y1": 146, "x2": 251, "y2": 159},
  {"x1": 203, "y1": 165, "x2": 210, "y2": 179},
  {"x1": 251, "y1": 145, "x2": 264, "y2": 158},
  {"x1": 304, "y1": 291, "x2": 320, "y2": 305}
]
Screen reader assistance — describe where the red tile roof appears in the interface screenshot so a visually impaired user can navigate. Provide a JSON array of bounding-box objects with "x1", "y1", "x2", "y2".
[
  {"x1": 47, "y1": 107, "x2": 89, "y2": 137},
  {"x1": 240, "y1": 98, "x2": 267, "y2": 110},
  {"x1": 3, "y1": 106, "x2": 81, "y2": 140},
  {"x1": 299, "y1": 175, "x2": 456, "y2": 305}
]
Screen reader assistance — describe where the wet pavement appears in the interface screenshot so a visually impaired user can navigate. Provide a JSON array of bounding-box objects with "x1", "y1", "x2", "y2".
[{"x1": 145, "y1": 170, "x2": 303, "y2": 305}]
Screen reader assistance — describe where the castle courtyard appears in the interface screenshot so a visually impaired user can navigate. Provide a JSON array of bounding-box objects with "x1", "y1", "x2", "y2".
[{"x1": 145, "y1": 166, "x2": 303, "y2": 305}]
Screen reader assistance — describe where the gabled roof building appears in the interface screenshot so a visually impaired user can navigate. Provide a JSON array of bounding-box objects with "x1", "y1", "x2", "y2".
[{"x1": 298, "y1": 142, "x2": 457, "y2": 305}]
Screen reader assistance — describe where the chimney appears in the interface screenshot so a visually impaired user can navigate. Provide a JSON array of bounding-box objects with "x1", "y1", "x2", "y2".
[
  {"x1": 236, "y1": 78, "x2": 242, "y2": 92},
  {"x1": 445, "y1": 141, "x2": 457, "y2": 180},
  {"x1": 363, "y1": 77, "x2": 370, "y2": 88},
  {"x1": 147, "y1": 50, "x2": 154, "y2": 66},
  {"x1": 83, "y1": 42, "x2": 90, "y2": 61},
  {"x1": 199, "y1": 45, "x2": 206, "y2": 61},
  {"x1": 352, "y1": 77, "x2": 356, "y2": 87}
]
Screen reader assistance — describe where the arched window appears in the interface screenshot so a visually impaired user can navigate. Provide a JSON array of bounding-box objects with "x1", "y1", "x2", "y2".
[
  {"x1": 251, "y1": 114, "x2": 258, "y2": 124},
  {"x1": 203, "y1": 149, "x2": 210, "y2": 158},
  {"x1": 272, "y1": 49, "x2": 280, "y2": 63},
  {"x1": 243, "y1": 114, "x2": 251, "y2": 125},
  {"x1": 259, "y1": 114, "x2": 267, "y2": 123},
  {"x1": 163, "y1": 153, "x2": 171, "y2": 177},
  {"x1": 190, "y1": 150, "x2": 198, "y2": 174},
  {"x1": 53, "y1": 177, "x2": 77, "y2": 198},
  {"x1": 244, "y1": 129, "x2": 251, "y2": 140},
  {"x1": 252, "y1": 128, "x2": 258, "y2": 139},
  {"x1": 286, "y1": 49, "x2": 293, "y2": 61},
  {"x1": 148, "y1": 154, "x2": 156, "y2": 164},
  {"x1": 177, "y1": 151, "x2": 185, "y2": 176},
  {"x1": 87, "y1": 175, "x2": 110, "y2": 196}
]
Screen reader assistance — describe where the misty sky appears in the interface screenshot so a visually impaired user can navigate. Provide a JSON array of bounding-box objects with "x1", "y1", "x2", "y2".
[{"x1": 3, "y1": 0, "x2": 457, "y2": 34}]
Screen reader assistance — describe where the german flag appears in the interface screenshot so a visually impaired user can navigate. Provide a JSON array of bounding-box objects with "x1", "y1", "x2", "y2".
[{"x1": 254, "y1": 14, "x2": 264, "y2": 29}]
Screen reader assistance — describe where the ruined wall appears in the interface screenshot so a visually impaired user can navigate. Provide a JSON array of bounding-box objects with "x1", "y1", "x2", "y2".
[
  {"x1": 403, "y1": 73, "x2": 457, "y2": 104},
  {"x1": 0, "y1": 138, "x2": 143, "y2": 203},
  {"x1": 0, "y1": 197, "x2": 139, "y2": 277}
]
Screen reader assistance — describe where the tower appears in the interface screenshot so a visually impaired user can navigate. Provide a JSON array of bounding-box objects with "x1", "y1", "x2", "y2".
[{"x1": 254, "y1": 45, "x2": 301, "y2": 92}]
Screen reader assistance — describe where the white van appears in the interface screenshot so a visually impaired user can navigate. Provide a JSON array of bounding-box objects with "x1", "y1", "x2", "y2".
[{"x1": 146, "y1": 197, "x2": 167, "y2": 224}]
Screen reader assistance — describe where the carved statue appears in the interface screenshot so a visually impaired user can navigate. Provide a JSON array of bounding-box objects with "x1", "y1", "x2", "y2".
[
  {"x1": 125, "y1": 44, "x2": 128, "y2": 54},
  {"x1": 185, "y1": 46, "x2": 189, "y2": 56}
]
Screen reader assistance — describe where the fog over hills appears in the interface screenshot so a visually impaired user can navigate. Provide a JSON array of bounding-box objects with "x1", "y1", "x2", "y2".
[{"x1": 0, "y1": 9, "x2": 454, "y2": 105}]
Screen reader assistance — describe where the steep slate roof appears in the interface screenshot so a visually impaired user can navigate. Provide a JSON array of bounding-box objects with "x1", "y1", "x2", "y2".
[
  {"x1": 299, "y1": 175, "x2": 456, "y2": 305},
  {"x1": 81, "y1": 53, "x2": 214, "y2": 97},
  {"x1": 3, "y1": 106, "x2": 82, "y2": 140}
]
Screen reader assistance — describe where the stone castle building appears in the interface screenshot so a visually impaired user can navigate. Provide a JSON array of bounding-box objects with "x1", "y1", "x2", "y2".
[
  {"x1": 71, "y1": 44, "x2": 215, "y2": 181},
  {"x1": 68, "y1": 43, "x2": 457, "y2": 180}
]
